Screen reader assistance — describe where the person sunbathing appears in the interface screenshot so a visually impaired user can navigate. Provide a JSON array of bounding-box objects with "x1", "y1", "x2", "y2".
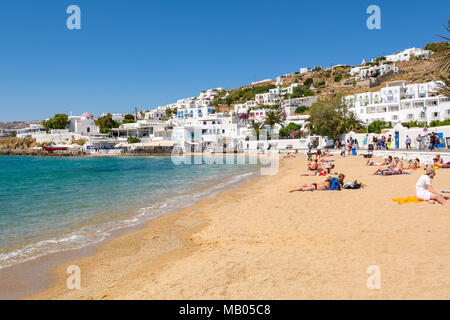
[
  {"x1": 435, "y1": 154, "x2": 444, "y2": 164},
  {"x1": 366, "y1": 159, "x2": 384, "y2": 166},
  {"x1": 308, "y1": 159, "x2": 319, "y2": 171},
  {"x1": 289, "y1": 174, "x2": 345, "y2": 193},
  {"x1": 407, "y1": 158, "x2": 421, "y2": 169},
  {"x1": 372, "y1": 157, "x2": 403, "y2": 175},
  {"x1": 300, "y1": 166, "x2": 333, "y2": 176},
  {"x1": 431, "y1": 157, "x2": 450, "y2": 168}
]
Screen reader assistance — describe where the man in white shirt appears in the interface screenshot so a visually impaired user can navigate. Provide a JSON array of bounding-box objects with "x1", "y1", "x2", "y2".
[{"x1": 416, "y1": 168, "x2": 448, "y2": 204}]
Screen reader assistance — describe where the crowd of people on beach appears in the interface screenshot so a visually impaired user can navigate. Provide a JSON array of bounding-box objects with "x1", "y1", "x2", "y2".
[
  {"x1": 335, "y1": 131, "x2": 443, "y2": 152},
  {"x1": 288, "y1": 147, "x2": 449, "y2": 205}
]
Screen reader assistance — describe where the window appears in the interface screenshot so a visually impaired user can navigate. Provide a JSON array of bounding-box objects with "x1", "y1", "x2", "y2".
[
  {"x1": 392, "y1": 115, "x2": 398, "y2": 120},
  {"x1": 407, "y1": 114, "x2": 414, "y2": 120}
]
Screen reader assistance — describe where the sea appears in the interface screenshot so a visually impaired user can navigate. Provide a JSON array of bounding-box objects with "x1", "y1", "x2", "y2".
[{"x1": 0, "y1": 155, "x2": 260, "y2": 269}]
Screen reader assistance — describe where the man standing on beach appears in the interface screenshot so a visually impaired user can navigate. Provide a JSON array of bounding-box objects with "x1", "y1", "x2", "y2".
[
  {"x1": 416, "y1": 134, "x2": 422, "y2": 150},
  {"x1": 406, "y1": 135, "x2": 411, "y2": 149},
  {"x1": 416, "y1": 168, "x2": 448, "y2": 205}
]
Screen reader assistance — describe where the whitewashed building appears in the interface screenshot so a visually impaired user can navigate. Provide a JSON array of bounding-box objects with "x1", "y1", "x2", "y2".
[
  {"x1": 385, "y1": 47, "x2": 431, "y2": 62},
  {"x1": 299, "y1": 67, "x2": 312, "y2": 74},
  {"x1": 69, "y1": 112, "x2": 100, "y2": 135},
  {"x1": 16, "y1": 124, "x2": 46, "y2": 138},
  {"x1": 345, "y1": 81, "x2": 450, "y2": 125}
]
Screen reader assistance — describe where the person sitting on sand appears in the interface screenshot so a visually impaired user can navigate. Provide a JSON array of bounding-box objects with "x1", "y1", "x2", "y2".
[
  {"x1": 407, "y1": 158, "x2": 421, "y2": 169},
  {"x1": 372, "y1": 157, "x2": 403, "y2": 175},
  {"x1": 435, "y1": 154, "x2": 444, "y2": 164},
  {"x1": 416, "y1": 168, "x2": 449, "y2": 205},
  {"x1": 289, "y1": 174, "x2": 345, "y2": 193}
]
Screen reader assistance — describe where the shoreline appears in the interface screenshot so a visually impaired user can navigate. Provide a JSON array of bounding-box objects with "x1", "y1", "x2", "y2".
[
  {"x1": 3, "y1": 154, "x2": 450, "y2": 299},
  {"x1": 0, "y1": 159, "x2": 261, "y2": 299}
]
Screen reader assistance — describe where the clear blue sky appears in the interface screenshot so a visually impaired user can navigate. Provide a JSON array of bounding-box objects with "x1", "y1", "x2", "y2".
[{"x1": 0, "y1": 0, "x2": 448, "y2": 121}]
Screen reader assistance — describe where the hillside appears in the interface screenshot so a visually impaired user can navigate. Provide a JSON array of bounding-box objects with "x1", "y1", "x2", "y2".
[{"x1": 214, "y1": 43, "x2": 450, "y2": 113}]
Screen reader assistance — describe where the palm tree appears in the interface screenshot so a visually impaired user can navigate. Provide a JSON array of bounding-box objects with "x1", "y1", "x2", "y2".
[
  {"x1": 264, "y1": 110, "x2": 283, "y2": 129},
  {"x1": 345, "y1": 112, "x2": 364, "y2": 131},
  {"x1": 248, "y1": 121, "x2": 264, "y2": 140},
  {"x1": 436, "y1": 20, "x2": 450, "y2": 97}
]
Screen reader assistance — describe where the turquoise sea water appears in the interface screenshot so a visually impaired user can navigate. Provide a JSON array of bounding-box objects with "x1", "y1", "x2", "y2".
[{"x1": 0, "y1": 156, "x2": 259, "y2": 268}]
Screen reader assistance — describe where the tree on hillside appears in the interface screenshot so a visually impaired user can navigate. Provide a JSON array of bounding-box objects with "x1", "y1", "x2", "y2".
[
  {"x1": 435, "y1": 20, "x2": 450, "y2": 97},
  {"x1": 95, "y1": 113, "x2": 120, "y2": 134},
  {"x1": 43, "y1": 114, "x2": 69, "y2": 131}
]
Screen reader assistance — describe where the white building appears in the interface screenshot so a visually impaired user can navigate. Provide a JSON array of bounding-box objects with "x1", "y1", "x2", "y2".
[
  {"x1": 385, "y1": 47, "x2": 431, "y2": 62},
  {"x1": 16, "y1": 124, "x2": 46, "y2": 138},
  {"x1": 345, "y1": 80, "x2": 450, "y2": 125},
  {"x1": 145, "y1": 107, "x2": 166, "y2": 120},
  {"x1": 69, "y1": 112, "x2": 100, "y2": 135},
  {"x1": 350, "y1": 63, "x2": 398, "y2": 80},
  {"x1": 249, "y1": 108, "x2": 272, "y2": 123},
  {"x1": 299, "y1": 67, "x2": 312, "y2": 74},
  {"x1": 255, "y1": 92, "x2": 279, "y2": 106},
  {"x1": 171, "y1": 113, "x2": 249, "y2": 152},
  {"x1": 112, "y1": 120, "x2": 168, "y2": 141}
]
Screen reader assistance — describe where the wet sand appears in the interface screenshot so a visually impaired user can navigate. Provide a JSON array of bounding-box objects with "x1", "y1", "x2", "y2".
[{"x1": 26, "y1": 155, "x2": 450, "y2": 299}]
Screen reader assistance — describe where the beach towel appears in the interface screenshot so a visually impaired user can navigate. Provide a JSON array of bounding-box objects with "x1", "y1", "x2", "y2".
[{"x1": 392, "y1": 196, "x2": 424, "y2": 204}]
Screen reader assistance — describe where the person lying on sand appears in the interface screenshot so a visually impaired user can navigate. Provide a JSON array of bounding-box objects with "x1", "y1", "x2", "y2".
[
  {"x1": 289, "y1": 174, "x2": 345, "y2": 193},
  {"x1": 372, "y1": 157, "x2": 403, "y2": 175},
  {"x1": 431, "y1": 157, "x2": 450, "y2": 168},
  {"x1": 366, "y1": 159, "x2": 384, "y2": 166},
  {"x1": 407, "y1": 158, "x2": 421, "y2": 169},
  {"x1": 308, "y1": 159, "x2": 319, "y2": 171},
  {"x1": 416, "y1": 168, "x2": 449, "y2": 205},
  {"x1": 367, "y1": 156, "x2": 393, "y2": 167},
  {"x1": 300, "y1": 166, "x2": 333, "y2": 176}
]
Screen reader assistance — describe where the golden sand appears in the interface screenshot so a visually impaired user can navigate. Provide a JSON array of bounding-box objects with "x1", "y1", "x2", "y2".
[{"x1": 29, "y1": 155, "x2": 450, "y2": 299}]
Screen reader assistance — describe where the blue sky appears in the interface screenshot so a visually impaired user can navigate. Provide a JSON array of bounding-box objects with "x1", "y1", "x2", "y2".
[{"x1": 0, "y1": 0, "x2": 449, "y2": 121}]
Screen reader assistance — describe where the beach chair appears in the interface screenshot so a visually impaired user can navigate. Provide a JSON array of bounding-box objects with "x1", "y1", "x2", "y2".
[{"x1": 363, "y1": 144, "x2": 374, "y2": 158}]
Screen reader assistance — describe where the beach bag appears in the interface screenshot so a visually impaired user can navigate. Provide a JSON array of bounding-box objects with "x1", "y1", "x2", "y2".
[
  {"x1": 329, "y1": 178, "x2": 341, "y2": 191},
  {"x1": 343, "y1": 181, "x2": 362, "y2": 189}
]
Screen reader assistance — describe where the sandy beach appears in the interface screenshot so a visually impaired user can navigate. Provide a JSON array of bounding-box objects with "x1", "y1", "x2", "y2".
[{"x1": 27, "y1": 154, "x2": 450, "y2": 300}]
